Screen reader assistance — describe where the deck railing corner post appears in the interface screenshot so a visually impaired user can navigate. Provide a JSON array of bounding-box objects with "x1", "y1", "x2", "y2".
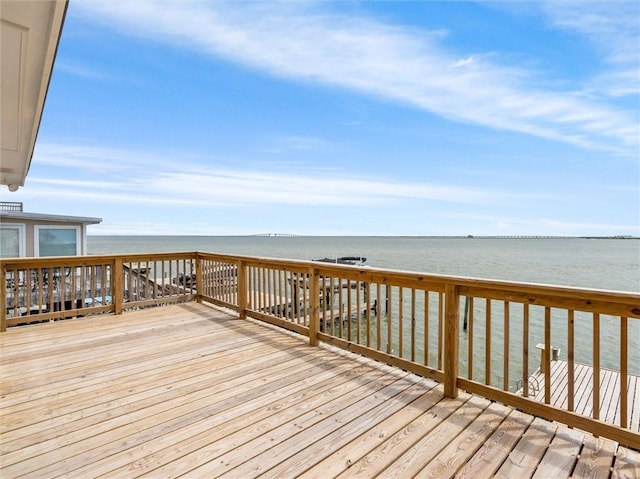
[
  {"x1": 444, "y1": 283, "x2": 460, "y2": 398},
  {"x1": 238, "y1": 260, "x2": 247, "y2": 319},
  {"x1": 309, "y1": 267, "x2": 320, "y2": 347},
  {"x1": 113, "y1": 258, "x2": 123, "y2": 315},
  {"x1": 195, "y1": 253, "x2": 203, "y2": 304}
]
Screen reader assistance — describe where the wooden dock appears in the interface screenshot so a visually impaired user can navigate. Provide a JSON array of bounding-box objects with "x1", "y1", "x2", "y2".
[
  {"x1": 519, "y1": 359, "x2": 640, "y2": 433},
  {"x1": 1, "y1": 303, "x2": 639, "y2": 478}
]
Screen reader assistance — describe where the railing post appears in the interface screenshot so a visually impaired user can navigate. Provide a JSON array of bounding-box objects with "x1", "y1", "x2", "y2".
[
  {"x1": 308, "y1": 267, "x2": 320, "y2": 347},
  {"x1": 237, "y1": 260, "x2": 247, "y2": 319},
  {"x1": 113, "y1": 258, "x2": 123, "y2": 315},
  {"x1": 0, "y1": 264, "x2": 6, "y2": 332},
  {"x1": 444, "y1": 283, "x2": 460, "y2": 398},
  {"x1": 195, "y1": 254, "x2": 203, "y2": 304}
]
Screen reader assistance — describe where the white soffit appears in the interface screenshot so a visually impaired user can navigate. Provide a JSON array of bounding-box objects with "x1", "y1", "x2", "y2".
[{"x1": 0, "y1": 0, "x2": 68, "y2": 191}]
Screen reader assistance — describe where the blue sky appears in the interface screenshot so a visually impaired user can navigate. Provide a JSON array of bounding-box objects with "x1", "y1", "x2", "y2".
[{"x1": 7, "y1": 1, "x2": 640, "y2": 236}]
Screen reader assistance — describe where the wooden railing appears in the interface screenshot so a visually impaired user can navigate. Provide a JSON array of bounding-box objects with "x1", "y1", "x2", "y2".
[
  {"x1": 1, "y1": 253, "x2": 195, "y2": 326},
  {"x1": 2, "y1": 252, "x2": 639, "y2": 448},
  {"x1": 0, "y1": 201, "x2": 23, "y2": 212}
]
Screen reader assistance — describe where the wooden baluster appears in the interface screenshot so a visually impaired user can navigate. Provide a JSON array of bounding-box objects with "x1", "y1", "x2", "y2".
[
  {"x1": 376, "y1": 283, "x2": 382, "y2": 351},
  {"x1": 568, "y1": 310, "x2": 575, "y2": 411},
  {"x1": 345, "y1": 279, "x2": 351, "y2": 340},
  {"x1": 522, "y1": 303, "x2": 529, "y2": 397},
  {"x1": 424, "y1": 291, "x2": 430, "y2": 367},
  {"x1": 620, "y1": 316, "x2": 628, "y2": 428},
  {"x1": 319, "y1": 275, "x2": 325, "y2": 331},
  {"x1": 278, "y1": 269, "x2": 287, "y2": 318},
  {"x1": 544, "y1": 306, "x2": 551, "y2": 404},
  {"x1": 504, "y1": 301, "x2": 510, "y2": 391},
  {"x1": 397, "y1": 286, "x2": 404, "y2": 358},
  {"x1": 302, "y1": 271, "x2": 308, "y2": 325},
  {"x1": 386, "y1": 286, "x2": 392, "y2": 354},
  {"x1": 411, "y1": 288, "x2": 416, "y2": 362},
  {"x1": 308, "y1": 267, "x2": 319, "y2": 346},
  {"x1": 70, "y1": 265, "x2": 77, "y2": 313},
  {"x1": 356, "y1": 280, "x2": 361, "y2": 344},
  {"x1": 593, "y1": 312, "x2": 600, "y2": 420},
  {"x1": 338, "y1": 278, "x2": 344, "y2": 338},
  {"x1": 468, "y1": 297, "x2": 475, "y2": 380},
  {"x1": 260, "y1": 267, "x2": 266, "y2": 314},
  {"x1": 398, "y1": 287, "x2": 404, "y2": 358},
  {"x1": 439, "y1": 292, "x2": 444, "y2": 371},
  {"x1": 60, "y1": 267, "x2": 66, "y2": 315},
  {"x1": 444, "y1": 284, "x2": 460, "y2": 398},
  {"x1": 485, "y1": 299, "x2": 492, "y2": 385},
  {"x1": 47, "y1": 267, "x2": 54, "y2": 314},
  {"x1": 126, "y1": 262, "x2": 132, "y2": 303},
  {"x1": 0, "y1": 266, "x2": 6, "y2": 331}
]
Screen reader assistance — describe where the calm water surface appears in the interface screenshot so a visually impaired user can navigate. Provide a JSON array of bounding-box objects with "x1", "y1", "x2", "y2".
[{"x1": 88, "y1": 236, "x2": 639, "y2": 292}]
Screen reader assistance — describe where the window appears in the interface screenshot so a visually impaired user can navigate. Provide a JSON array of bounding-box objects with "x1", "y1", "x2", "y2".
[
  {"x1": 0, "y1": 224, "x2": 25, "y2": 257},
  {"x1": 35, "y1": 226, "x2": 81, "y2": 256}
]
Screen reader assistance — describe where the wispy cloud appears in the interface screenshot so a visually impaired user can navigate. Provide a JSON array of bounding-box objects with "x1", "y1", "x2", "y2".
[
  {"x1": 540, "y1": 1, "x2": 640, "y2": 97},
  {"x1": 443, "y1": 211, "x2": 638, "y2": 236},
  {"x1": 55, "y1": 61, "x2": 113, "y2": 81},
  {"x1": 73, "y1": 0, "x2": 638, "y2": 156},
  {"x1": 31, "y1": 143, "x2": 526, "y2": 208},
  {"x1": 34, "y1": 143, "x2": 157, "y2": 173}
]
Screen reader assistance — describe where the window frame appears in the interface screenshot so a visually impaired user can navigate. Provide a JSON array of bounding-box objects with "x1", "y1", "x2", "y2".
[
  {"x1": 0, "y1": 223, "x2": 26, "y2": 258},
  {"x1": 34, "y1": 225, "x2": 82, "y2": 257}
]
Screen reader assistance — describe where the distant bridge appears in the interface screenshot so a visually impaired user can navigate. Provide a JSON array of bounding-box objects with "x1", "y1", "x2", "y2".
[
  {"x1": 251, "y1": 233, "x2": 304, "y2": 238},
  {"x1": 466, "y1": 235, "x2": 637, "y2": 239}
]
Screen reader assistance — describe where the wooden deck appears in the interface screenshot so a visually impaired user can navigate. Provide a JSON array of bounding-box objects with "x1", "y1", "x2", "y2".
[{"x1": 1, "y1": 303, "x2": 639, "y2": 478}]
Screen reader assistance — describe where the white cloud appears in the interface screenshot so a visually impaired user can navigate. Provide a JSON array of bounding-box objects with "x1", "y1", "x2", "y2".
[
  {"x1": 55, "y1": 62, "x2": 113, "y2": 80},
  {"x1": 451, "y1": 56, "x2": 475, "y2": 68},
  {"x1": 444, "y1": 211, "x2": 639, "y2": 236},
  {"x1": 73, "y1": 1, "x2": 639, "y2": 156},
  {"x1": 34, "y1": 143, "x2": 157, "y2": 173},
  {"x1": 30, "y1": 143, "x2": 524, "y2": 208},
  {"x1": 541, "y1": 1, "x2": 640, "y2": 97}
]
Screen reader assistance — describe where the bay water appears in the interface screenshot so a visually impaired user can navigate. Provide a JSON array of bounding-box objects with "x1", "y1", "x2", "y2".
[{"x1": 88, "y1": 236, "x2": 638, "y2": 291}]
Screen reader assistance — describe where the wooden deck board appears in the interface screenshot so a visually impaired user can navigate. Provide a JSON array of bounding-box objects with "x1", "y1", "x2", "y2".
[
  {"x1": 297, "y1": 381, "x2": 444, "y2": 479},
  {"x1": 532, "y1": 426, "x2": 584, "y2": 479},
  {"x1": 101, "y1": 362, "x2": 384, "y2": 478},
  {"x1": 1, "y1": 303, "x2": 638, "y2": 478},
  {"x1": 208, "y1": 376, "x2": 418, "y2": 478},
  {"x1": 494, "y1": 416, "x2": 558, "y2": 478},
  {"x1": 454, "y1": 408, "x2": 534, "y2": 479},
  {"x1": 2, "y1": 344, "x2": 330, "y2": 455},
  {"x1": 262, "y1": 380, "x2": 440, "y2": 478},
  {"x1": 612, "y1": 446, "x2": 640, "y2": 479},
  {"x1": 414, "y1": 401, "x2": 511, "y2": 478},
  {"x1": 573, "y1": 435, "x2": 617, "y2": 479}
]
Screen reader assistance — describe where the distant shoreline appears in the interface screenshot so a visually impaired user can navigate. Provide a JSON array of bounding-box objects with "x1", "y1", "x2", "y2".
[{"x1": 88, "y1": 234, "x2": 640, "y2": 239}]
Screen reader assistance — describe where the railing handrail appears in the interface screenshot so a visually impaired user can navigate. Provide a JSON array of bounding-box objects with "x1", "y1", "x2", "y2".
[
  {"x1": 196, "y1": 251, "x2": 639, "y2": 300},
  {"x1": 3, "y1": 250, "x2": 637, "y2": 300}
]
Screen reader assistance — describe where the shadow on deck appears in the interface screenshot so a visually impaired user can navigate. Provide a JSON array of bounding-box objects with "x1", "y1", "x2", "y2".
[{"x1": 1, "y1": 303, "x2": 639, "y2": 478}]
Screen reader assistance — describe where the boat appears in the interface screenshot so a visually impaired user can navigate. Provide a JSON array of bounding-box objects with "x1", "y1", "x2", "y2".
[{"x1": 313, "y1": 256, "x2": 366, "y2": 266}]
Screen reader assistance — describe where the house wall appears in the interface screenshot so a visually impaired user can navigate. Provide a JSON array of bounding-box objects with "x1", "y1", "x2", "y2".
[{"x1": 1, "y1": 218, "x2": 89, "y2": 257}]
